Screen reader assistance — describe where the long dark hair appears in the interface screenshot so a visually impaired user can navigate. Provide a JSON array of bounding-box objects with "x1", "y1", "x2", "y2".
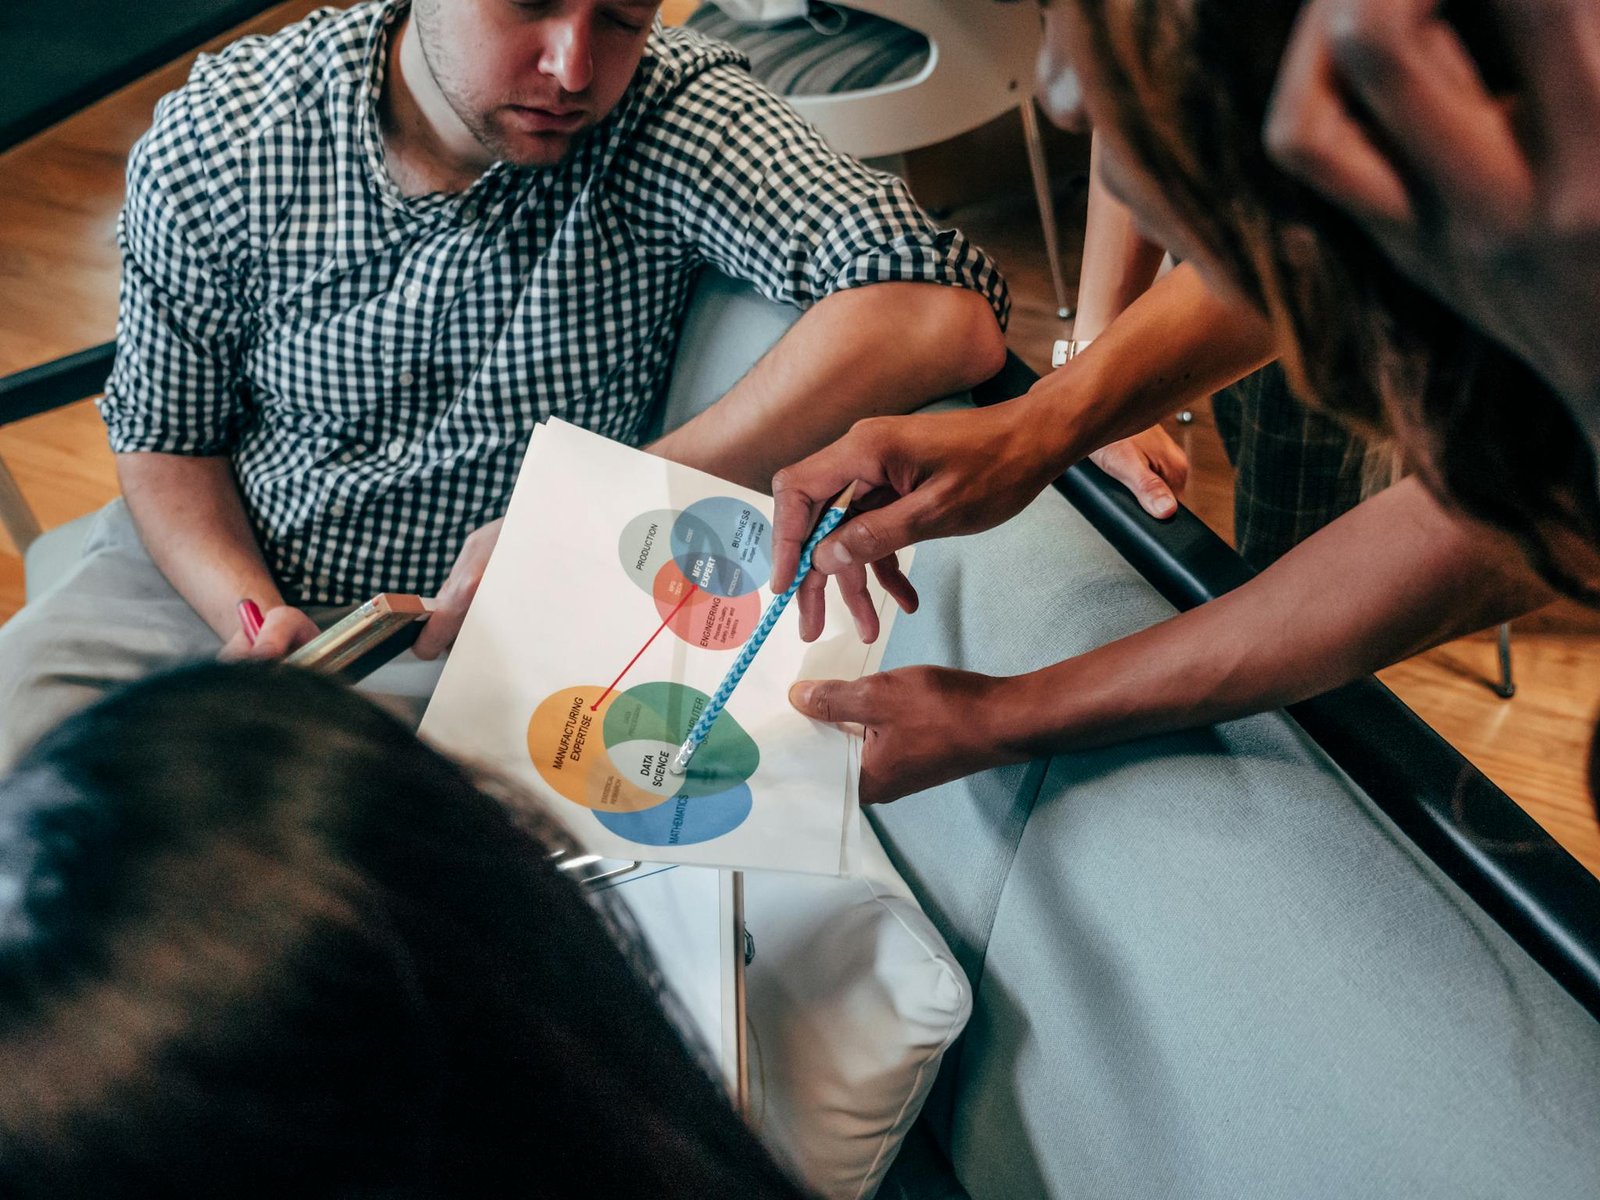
[
  {"x1": 1067, "y1": 0, "x2": 1600, "y2": 604},
  {"x1": 0, "y1": 664, "x2": 808, "y2": 1197}
]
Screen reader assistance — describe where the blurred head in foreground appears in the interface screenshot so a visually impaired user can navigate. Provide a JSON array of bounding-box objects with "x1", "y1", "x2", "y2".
[
  {"x1": 1035, "y1": 0, "x2": 1600, "y2": 603},
  {"x1": 0, "y1": 663, "x2": 805, "y2": 1198}
]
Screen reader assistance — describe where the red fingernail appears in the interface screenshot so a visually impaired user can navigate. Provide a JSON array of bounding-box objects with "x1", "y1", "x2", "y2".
[{"x1": 237, "y1": 599, "x2": 264, "y2": 644}]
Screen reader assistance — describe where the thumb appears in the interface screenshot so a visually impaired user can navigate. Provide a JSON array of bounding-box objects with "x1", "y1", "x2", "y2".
[
  {"x1": 1137, "y1": 472, "x2": 1178, "y2": 519},
  {"x1": 1095, "y1": 444, "x2": 1179, "y2": 520},
  {"x1": 246, "y1": 610, "x2": 310, "y2": 661},
  {"x1": 411, "y1": 605, "x2": 461, "y2": 660},
  {"x1": 789, "y1": 677, "x2": 873, "y2": 725}
]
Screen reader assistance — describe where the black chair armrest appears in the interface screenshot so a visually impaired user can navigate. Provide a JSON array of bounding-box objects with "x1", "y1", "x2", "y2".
[
  {"x1": 0, "y1": 342, "x2": 116, "y2": 428},
  {"x1": 877, "y1": 1120, "x2": 971, "y2": 1200},
  {"x1": 973, "y1": 350, "x2": 1600, "y2": 1021},
  {"x1": 1, "y1": 2, "x2": 282, "y2": 152}
]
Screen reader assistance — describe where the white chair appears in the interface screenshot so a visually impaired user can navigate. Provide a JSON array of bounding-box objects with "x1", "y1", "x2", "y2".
[{"x1": 691, "y1": 0, "x2": 1073, "y2": 318}]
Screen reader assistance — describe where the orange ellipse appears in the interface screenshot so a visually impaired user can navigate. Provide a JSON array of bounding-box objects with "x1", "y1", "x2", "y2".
[{"x1": 526, "y1": 685, "x2": 663, "y2": 813}]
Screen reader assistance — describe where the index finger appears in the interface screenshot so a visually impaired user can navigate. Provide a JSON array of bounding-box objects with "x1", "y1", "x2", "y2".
[
  {"x1": 1267, "y1": 0, "x2": 1412, "y2": 225},
  {"x1": 1318, "y1": 0, "x2": 1530, "y2": 218},
  {"x1": 1495, "y1": 0, "x2": 1600, "y2": 188},
  {"x1": 770, "y1": 437, "x2": 886, "y2": 593}
]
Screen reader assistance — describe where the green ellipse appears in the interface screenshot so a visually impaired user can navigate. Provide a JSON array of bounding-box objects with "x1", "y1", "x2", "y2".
[{"x1": 602, "y1": 681, "x2": 759, "y2": 799}]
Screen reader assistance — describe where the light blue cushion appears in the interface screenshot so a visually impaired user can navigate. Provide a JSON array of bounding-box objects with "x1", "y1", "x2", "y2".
[
  {"x1": 872, "y1": 490, "x2": 1600, "y2": 1199},
  {"x1": 657, "y1": 269, "x2": 804, "y2": 436}
]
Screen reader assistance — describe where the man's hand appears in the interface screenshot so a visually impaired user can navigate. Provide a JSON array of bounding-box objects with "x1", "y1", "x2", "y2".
[
  {"x1": 770, "y1": 404, "x2": 1189, "y2": 643},
  {"x1": 788, "y1": 479, "x2": 1551, "y2": 807},
  {"x1": 1266, "y1": 0, "x2": 1600, "y2": 408},
  {"x1": 413, "y1": 518, "x2": 504, "y2": 660},
  {"x1": 789, "y1": 666, "x2": 1028, "y2": 805},
  {"x1": 771, "y1": 400, "x2": 1070, "y2": 643},
  {"x1": 1088, "y1": 424, "x2": 1188, "y2": 519},
  {"x1": 218, "y1": 605, "x2": 320, "y2": 661}
]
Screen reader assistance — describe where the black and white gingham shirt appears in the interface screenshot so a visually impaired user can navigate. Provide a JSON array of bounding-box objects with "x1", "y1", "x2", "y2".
[{"x1": 100, "y1": 0, "x2": 1009, "y2": 606}]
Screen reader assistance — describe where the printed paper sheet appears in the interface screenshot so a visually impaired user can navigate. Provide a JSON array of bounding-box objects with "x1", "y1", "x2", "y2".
[{"x1": 420, "y1": 420, "x2": 902, "y2": 874}]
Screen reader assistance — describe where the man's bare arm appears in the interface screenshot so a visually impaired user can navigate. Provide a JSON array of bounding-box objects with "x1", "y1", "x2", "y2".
[
  {"x1": 116, "y1": 452, "x2": 318, "y2": 656},
  {"x1": 649, "y1": 282, "x2": 1007, "y2": 492}
]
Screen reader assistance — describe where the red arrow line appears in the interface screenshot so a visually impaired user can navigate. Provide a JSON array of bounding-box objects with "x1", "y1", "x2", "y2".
[{"x1": 591, "y1": 585, "x2": 699, "y2": 711}]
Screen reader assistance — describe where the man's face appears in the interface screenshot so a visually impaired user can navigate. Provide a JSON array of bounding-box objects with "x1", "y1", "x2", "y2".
[{"x1": 413, "y1": 0, "x2": 661, "y2": 167}]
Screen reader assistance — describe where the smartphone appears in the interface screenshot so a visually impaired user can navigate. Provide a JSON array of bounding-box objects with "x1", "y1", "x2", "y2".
[{"x1": 286, "y1": 593, "x2": 432, "y2": 677}]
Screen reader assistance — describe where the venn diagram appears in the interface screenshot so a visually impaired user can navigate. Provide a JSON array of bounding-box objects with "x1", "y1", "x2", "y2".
[
  {"x1": 616, "y1": 497, "x2": 773, "y2": 650},
  {"x1": 526, "y1": 498, "x2": 773, "y2": 847}
]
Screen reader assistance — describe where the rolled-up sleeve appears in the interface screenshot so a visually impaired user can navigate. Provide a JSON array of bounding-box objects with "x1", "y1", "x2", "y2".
[
  {"x1": 99, "y1": 80, "x2": 250, "y2": 456},
  {"x1": 627, "y1": 62, "x2": 1010, "y2": 328}
]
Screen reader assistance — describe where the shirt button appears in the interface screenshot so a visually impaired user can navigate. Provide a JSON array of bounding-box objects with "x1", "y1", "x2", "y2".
[
  {"x1": 387, "y1": 438, "x2": 407, "y2": 460},
  {"x1": 403, "y1": 281, "x2": 422, "y2": 302},
  {"x1": 328, "y1": 503, "x2": 347, "y2": 518},
  {"x1": 397, "y1": 370, "x2": 415, "y2": 386}
]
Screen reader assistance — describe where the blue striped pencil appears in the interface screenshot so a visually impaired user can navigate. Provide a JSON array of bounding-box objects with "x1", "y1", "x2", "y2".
[{"x1": 669, "y1": 483, "x2": 858, "y2": 776}]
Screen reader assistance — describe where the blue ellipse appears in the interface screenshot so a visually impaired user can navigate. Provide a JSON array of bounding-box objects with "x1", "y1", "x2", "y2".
[
  {"x1": 594, "y1": 782, "x2": 753, "y2": 847},
  {"x1": 670, "y1": 497, "x2": 772, "y2": 598}
]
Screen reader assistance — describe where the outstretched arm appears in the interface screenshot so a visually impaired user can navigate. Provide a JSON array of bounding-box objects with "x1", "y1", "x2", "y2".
[
  {"x1": 792, "y1": 478, "x2": 1551, "y2": 804},
  {"x1": 770, "y1": 263, "x2": 1275, "y2": 638}
]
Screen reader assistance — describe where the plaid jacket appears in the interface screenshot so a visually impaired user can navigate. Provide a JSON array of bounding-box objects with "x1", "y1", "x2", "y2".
[{"x1": 101, "y1": 0, "x2": 1008, "y2": 604}]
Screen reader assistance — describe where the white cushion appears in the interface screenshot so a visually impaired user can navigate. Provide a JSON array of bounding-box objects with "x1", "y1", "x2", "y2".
[
  {"x1": 706, "y1": 0, "x2": 810, "y2": 26},
  {"x1": 743, "y1": 816, "x2": 971, "y2": 1199},
  {"x1": 612, "y1": 818, "x2": 969, "y2": 1200}
]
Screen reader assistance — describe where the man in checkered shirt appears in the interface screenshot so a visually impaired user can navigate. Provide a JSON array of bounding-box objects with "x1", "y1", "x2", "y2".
[{"x1": 0, "y1": 0, "x2": 1017, "y2": 764}]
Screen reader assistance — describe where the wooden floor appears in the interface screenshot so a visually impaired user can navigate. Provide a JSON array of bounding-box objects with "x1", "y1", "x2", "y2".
[{"x1": 2, "y1": 0, "x2": 1597, "y2": 875}]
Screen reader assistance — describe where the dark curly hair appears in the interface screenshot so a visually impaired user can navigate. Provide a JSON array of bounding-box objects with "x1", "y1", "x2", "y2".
[
  {"x1": 1066, "y1": 0, "x2": 1600, "y2": 604},
  {"x1": 0, "y1": 663, "x2": 808, "y2": 1198}
]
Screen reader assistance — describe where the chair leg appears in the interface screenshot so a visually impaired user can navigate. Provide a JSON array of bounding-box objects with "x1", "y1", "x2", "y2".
[
  {"x1": 1019, "y1": 100, "x2": 1073, "y2": 320},
  {"x1": 1493, "y1": 622, "x2": 1515, "y2": 700},
  {"x1": 0, "y1": 458, "x2": 41, "y2": 556}
]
